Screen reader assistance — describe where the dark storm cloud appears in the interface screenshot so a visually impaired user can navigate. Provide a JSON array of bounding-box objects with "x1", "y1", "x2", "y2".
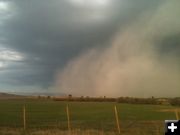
[
  {"x1": 56, "y1": 0, "x2": 180, "y2": 97},
  {"x1": 0, "y1": 0, "x2": 179, "y2": 94}
]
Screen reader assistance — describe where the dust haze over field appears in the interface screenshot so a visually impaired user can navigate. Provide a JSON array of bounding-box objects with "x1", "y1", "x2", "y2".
[
  {"x1": 56, "y1": 0, "x2": 180, "y2": 97},
  {"x1": 0, "y1": 0, "x2": 180, "y2": 97}
]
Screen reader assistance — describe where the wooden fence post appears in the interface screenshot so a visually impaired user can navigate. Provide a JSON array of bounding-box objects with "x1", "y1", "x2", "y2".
[
  {"x1": 23, "y1": 105, "x2": 26, "y2": 130},
  {"x1": 66, "y1": 104, "x2": 71, "y2": 132},
  {"x1": 175, "y1": 109, "x2": 179, "y2": 120},
  {"x1": 114, "y1": 105, "x2": 121, "y2": 134}
]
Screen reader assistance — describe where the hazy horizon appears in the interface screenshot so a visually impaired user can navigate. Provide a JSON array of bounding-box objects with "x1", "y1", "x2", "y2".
[{"x1": 0, "y1": 0, "x2": 180, "y2": 97}]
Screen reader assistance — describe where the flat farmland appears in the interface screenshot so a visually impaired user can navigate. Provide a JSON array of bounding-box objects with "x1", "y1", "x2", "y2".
[{"x1": 0, "y1": 99, "x2": 179, "y2": 135}]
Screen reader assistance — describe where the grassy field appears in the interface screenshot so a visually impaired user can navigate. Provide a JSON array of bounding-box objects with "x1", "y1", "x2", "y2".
[{"x1": 0, "y1": 99, "x2": 179, "y2": 134}]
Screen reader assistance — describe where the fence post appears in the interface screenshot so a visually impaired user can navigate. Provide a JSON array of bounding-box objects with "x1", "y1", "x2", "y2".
[
  {"x1": 23, "y1": 105, "x2": 26, "y2": 130},
  {"x1": 66, "y1": 104, "x2": 71, "y2": 132},
  {"x1": 175, "y1": 109, "x2": 179, "y2": 120},
  {"x1": 114, "y1": 105, "x2": 121, "y2": 134}
]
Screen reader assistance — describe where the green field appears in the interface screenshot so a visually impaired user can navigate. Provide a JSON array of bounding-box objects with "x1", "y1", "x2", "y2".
[{"x1": 0, "y1": 99, "x2": 179, "y2": 134}]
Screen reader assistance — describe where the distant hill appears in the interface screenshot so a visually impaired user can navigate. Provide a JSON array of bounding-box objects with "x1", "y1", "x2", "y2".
[
  {"x1": 8, "y1": 92, "x2": 66, "y2": 97},
  {"x1": 0, "y1": 91, "x2": 66, "y2": 99},
  {"x1": 0, "y1": 92, "x2": 26, "y2": 99}
]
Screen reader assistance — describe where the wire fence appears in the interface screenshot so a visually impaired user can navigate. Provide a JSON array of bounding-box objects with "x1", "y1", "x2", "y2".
[
  {"x1": 0, "y1": 104, "x2": 168, "y2": 135},
  {"x1": 0, "y1": 100, "x2": 179, "y2": 135}
]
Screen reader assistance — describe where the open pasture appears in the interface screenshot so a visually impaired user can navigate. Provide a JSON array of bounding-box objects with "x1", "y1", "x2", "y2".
[{"x1": 0, "y1": 99, "x2": 179, "y2": 134}]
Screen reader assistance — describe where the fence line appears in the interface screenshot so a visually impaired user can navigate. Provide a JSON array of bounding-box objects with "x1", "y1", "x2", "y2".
[{"x1": 0, "y1": 104, "x2": 178, "y2": 134}]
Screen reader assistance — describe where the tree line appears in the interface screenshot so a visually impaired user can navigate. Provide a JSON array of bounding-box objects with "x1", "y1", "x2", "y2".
[{"x1": 45, "y1": 95, "x2": 180, "y2": 106}]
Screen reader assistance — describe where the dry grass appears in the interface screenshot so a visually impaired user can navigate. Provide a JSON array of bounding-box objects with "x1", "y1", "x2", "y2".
[
  {"x1": 0, "y1": 128, "x2": 117, "y2": 135},
  {"x1": 0, "y1": 125, "x2": 163, "y2": 135},
  {"x1": 158, "y1": 109, "x2": 180, "y2": 112}
]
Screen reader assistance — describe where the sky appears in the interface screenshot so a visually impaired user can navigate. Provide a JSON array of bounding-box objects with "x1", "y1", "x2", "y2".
[{"x1": 0, "y1": 0, "x2": 180, "y2": 97}]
